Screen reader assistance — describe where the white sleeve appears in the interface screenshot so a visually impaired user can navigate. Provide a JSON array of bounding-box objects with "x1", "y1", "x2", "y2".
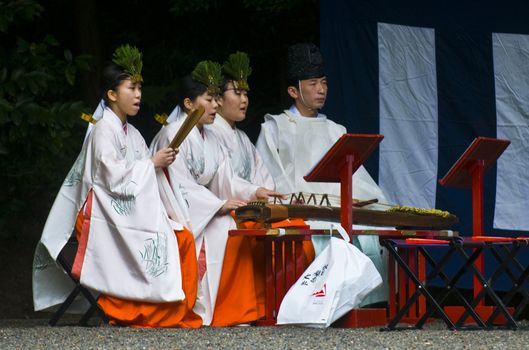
[
  {"x1": 167, "y1": 143, "x2": 225, "y2": 237},
  {"x1": 92, "y1": 127, "x2": 155, "y2": 197},
  {"x1": 256, "y1": 118, "x2": 295, "y2": 193},
  {"x1": 208, "y1": 144, "x2": 260, "y2": 201},
  {"x1": 251, "y1": 146, "x2": 276, "y2": 190}
]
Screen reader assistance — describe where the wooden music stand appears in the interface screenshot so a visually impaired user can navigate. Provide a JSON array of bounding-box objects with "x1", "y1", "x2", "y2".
[
  {"x1": 439, "y1": 137, "x2": 510, "y2": 237},
  {"x1": 304, "y1": 133, "x2": 384, "y2": 235},
  {"x1": 304, "y1": 133, "x2": 386, "y2": 328},
  {"x1": 438, "y1": 136, "x2": 511, "y2": 323}
]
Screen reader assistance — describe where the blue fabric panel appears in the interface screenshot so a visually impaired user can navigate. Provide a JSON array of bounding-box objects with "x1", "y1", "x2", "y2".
[
  {"x1": 435, "y1": 31, "x2": 497, "y2": 238},
  {"x1": 320, "y1": 1, "x2": 380, "y2": 180}
]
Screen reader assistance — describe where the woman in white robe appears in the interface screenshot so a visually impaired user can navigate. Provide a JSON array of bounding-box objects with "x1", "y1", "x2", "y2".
[
  {"x1": 32, "y1": 46, "x2": 201, "y2": 328},
  {"x1": 209, "y1": 52, "x2": 274, "y2": 189},
  {"x1": 151, "y1": 61, "x2": 281, "y2": 326}
]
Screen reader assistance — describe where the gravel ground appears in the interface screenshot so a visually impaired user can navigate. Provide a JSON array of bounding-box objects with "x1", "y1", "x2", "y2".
[{"x1": 2, "y1": 318, "x2": 529, "y2": 349}]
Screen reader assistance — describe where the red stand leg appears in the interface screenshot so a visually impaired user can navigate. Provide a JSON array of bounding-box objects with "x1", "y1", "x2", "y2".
[
  {"x1": 257, "y1": 238, "x2": 276, "y2": 326},
  {"x1": 340, "y1": 154, "x2": 354, "y2": 235},
  {"x1": 471, "y1": 160, "x2": 485, "y2": 305},
  {"x1": 275, "y1": 238, "x2": 284, "y2": 315},
  {"x1": 333, "y1": 155, "x2": 387, "y2": 328},
  {"x1": 294, "y1": 240, "x2": 304, "y2": 277},
  {"x1": 445, "y1": 159, "x2": 513, "y2": 324},
  {"x1": 285, "y1": 239, "x2": 295, "y2": 290}
]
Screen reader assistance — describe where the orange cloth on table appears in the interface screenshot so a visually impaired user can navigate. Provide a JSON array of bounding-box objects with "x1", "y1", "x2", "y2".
[
  {"x1": 233, "y1": 216, "x2": 310, "y2": 230},
  {"x1": 231, "y1": 214, "x2": 315, "y2": 268},
  {"x1": 74, "y1": 198, "x2": 202, "y2": 328}
]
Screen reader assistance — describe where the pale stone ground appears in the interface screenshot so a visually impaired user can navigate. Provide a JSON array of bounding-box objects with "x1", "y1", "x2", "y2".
[{"x1": 1, "y1": 318, "x2": 529, "y2": 349}]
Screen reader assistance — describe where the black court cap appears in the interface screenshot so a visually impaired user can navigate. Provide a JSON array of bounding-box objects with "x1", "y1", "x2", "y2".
[{"x1": 287, "y1": 43, "x2": 325, "y2": 84}]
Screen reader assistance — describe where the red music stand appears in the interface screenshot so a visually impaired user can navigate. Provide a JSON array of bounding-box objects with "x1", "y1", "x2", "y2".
[
  {"x1": 304, "y1": 133, "x2": 384, "y2": 235},
  {"x1": 438, "y1": 136, "x2": 511, "y2": 323},
  {"x1": 304, "y1": 133, "x2": 386, "y2": 327},
  {"x1": 439, "y1": 137, "x2": 510, "y2": 237}
]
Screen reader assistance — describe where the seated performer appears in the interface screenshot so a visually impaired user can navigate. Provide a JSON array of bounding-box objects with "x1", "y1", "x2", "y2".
[
  {"x1": 210, "y1": 51, "x2": 274, "y2": 189},
  {"x1": 150, "y1": 60, "x2": 281, "y2": 326},
  {"x1": 256, "y1": 43, "x2": 389, "y2": 306},
  {"x1": 32, "y1": 45, "x2": 201, "y2": 328}
]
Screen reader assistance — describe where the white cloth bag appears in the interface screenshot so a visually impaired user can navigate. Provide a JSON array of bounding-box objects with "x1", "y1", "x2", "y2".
[{"x1": 276, "y1": 225, "x2": 382, "y2": 327}]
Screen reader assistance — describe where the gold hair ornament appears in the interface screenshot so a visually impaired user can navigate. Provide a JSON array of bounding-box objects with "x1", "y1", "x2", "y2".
[
  {"x1": 153, "y1": 113, "x2": 168, "y2": 125},
  {"x1": 80, "y1": 112, "x2": 97, "y2": 124}
]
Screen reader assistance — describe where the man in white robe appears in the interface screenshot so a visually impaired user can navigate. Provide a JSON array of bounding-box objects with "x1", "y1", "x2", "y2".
[{"x1": 256, "y1": 43, "x2": 389, "y2": 306}]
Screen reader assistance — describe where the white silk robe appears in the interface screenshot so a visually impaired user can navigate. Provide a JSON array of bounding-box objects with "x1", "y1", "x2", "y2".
[
  {"x1": 150, "y1": 112, "x2": 259, "y2": 325},
  {"x1": 33, "y1": 108, "x2": 186, "y2": 312},
  {"x1": 256, "y1": 106, "x2": 390, "y2": 305},
  {"x1": 209, "y1": 115, "x2": 274, "y2": 189}
]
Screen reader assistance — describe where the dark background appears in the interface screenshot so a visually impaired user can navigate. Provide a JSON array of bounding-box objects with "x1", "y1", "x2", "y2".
[{"x1": 0, "y1": 0, "x2": 319, "y2": 318}]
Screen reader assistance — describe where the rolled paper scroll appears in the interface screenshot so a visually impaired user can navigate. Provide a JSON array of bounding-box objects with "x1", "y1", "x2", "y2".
[{"x1": 168, "y1": 105, "x2": 205, "y2": 149}]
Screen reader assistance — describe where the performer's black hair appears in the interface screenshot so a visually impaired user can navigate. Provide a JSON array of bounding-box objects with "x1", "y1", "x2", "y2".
[
  {"x1": 220, "y1": 76, "x2": 234, "y2": 94},
  {"x1": 100, "y1": 63, "x2": 133, "y2": 105},
  {"x1": 177, "y1": 75, "x2": 209, "y2": 107}
]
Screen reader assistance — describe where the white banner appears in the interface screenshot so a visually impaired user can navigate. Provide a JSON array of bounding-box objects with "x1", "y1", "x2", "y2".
[
  {"x1": 493, "y1": 33, "x2": 529, "y2": 231},
  {"x1": 378, "y1": 22, "x2": 438, "y2": 208}
]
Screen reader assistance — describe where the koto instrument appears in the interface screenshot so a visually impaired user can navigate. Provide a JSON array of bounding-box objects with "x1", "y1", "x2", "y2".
[
  {"x1": 235, "y1": 203, "x2": 459, "y2": 229},
  {"x1": 168, "y1": 105, "x2": 205, "y2": 149}
]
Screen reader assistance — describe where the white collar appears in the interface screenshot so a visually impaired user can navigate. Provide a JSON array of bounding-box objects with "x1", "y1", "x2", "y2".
[
  {"x1": 167, "y1": 105, "x2": 188, "y2": 124},
  {"x1": 103, "y1": 107, "x2": 127, "y2": 133},
  {"x1": 288, "y1": 105, "x2": 325, "y2": 119},
  {"x1": 214, "y1": 113, "x2": 237, "y2": 132}
]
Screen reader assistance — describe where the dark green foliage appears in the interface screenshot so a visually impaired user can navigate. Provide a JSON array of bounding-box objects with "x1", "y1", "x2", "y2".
[
  {"x1": 0, "y1": 0, "x2": 43, "y2": 33},
  {"x1": 0, "y1": 0, "x2": 89, "y2": 236},
  {"x1": 170, "y1": 0, "x2": 304, "y2": 14}
]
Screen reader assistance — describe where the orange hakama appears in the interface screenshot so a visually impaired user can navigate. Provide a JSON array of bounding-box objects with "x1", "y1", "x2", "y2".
[{"x1": 74, "y1": 193, "x2": 202, "y2": 328}]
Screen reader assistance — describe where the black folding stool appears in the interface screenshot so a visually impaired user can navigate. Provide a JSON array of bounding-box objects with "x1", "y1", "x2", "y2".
[
  {"x1": 380, "y1": 237, "x2": 517, "y2": 331},
  {"x1": 440, "y1": 237, "x2": 517, "y2": 329},
  {"x1": 486, "y1": 238, "x2": 529, "y2": 321},
  {"x1": 48, "y1": 238, "x2": 108, "y2": 326},
  {"x1": 382, "y1": 237, "x2": 471, "y2": 330}
]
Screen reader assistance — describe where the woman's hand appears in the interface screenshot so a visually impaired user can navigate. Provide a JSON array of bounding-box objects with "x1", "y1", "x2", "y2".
[
  {"x1": 217, "y1": 199, "x2": 247, "y2": 215},
  {"x1": 152, "y1": 147, "x2": 178, "y2": 168},
  {"x1": 255, "y1": 187, "x2": 286, "y2": 200}
]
